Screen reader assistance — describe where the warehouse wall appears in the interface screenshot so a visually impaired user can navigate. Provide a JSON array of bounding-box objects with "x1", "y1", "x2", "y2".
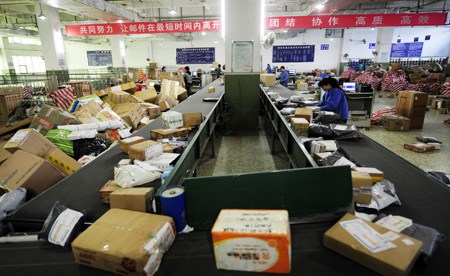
[
  {"x1": 391, "y1": 26, "x2": 450, "y2": 57},
  {"x1": 64, "y1": 40, "x2": 111, "y2": 70},
  {"x1": 341, "y1": 28, "x2": 378, "y2": 60},
  {"x1": 261, "y1": 29, "x2": 342, "y2": 73}
]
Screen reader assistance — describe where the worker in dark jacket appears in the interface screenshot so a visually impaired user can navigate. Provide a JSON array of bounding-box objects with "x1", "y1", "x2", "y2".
[
  {"x1": 317, "y1": 77, "x2": 349, "y2": 123},
  {"x1": 279, "y1": 66, "x2": 289, "y2": 87}
]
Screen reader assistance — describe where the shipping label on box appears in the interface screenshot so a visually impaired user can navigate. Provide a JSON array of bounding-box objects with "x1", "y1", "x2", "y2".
[
  {"x1": 72, "y1": 209, "x2": 175, "y2": 275},
  {"x1": 128, "y1": 140, "x2": 163, "y2": 161},
  {"x1": 324, "y1": 213, "x2": 422, "y2": 276},
  {"x1": 110, "y1": 187, "x2": 155, "y2": 212},
  {"x1": 120, "y1": 136, "x2": 145, "y2": 153},
  {"x1": 212, "y1": 209, "x2": 291, "y2": 274}
]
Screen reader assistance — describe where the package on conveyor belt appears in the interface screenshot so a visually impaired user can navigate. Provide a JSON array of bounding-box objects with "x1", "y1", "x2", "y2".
[
  {"x1": 294, "y1": 107, "x2": 313, "y2": 122},
  {"x1": 38, "y1": 202, "x2": 85, "y2": 248},
  {"x1": 309, "y1": 140, "x2": 338, "y2": 155},
  {"x1": 0, "y1": 188, "x2": 26, "y2": 222},
  {"x1": 308, "y1": 124, "x2": 334, "y2": 140},
  {"x1": 72, "y1": 209, "x2": 175, "y2": 275},
  {"x1": 150, "y1": 128, "x2": 190, "y2": 140},
  {"x1": 4, "y1": 128, "x2": 56, "y2": 158},
  {"x1": 110, "y1": 187, "x2": 155, "y2": 212},
  {"x1": 161, "y1": 111, "x2": 183, "y2": 129},
  {"x1": 45, "y1": 129, "x2": 74, "y2": 156},
  {"x1": 128, "y1": 140, "x2": 163, "y2": 161},
  {"x1": 355, "y1": 180, "x2": 401, "y2": 212},
  {"x1": 212, "y1": 209, "x2": 291, "y2": 274},
  {"x1": 99, "y1": 180, "x2": 121, "y2": 203},
  {"x1": 314, "y1": 111, "x2": 341, "y2": 124},
  {"x1": 261, "y1": 74, "x2": 276, "y2": 87},
  {"x1": 135, "y1": 87, "x2": 157, "y2": 103},
  {"x1": 291, "y1": 117, "x2": 309, "y2": 137},
  {"x1": 109, "y1": 90, "x2": 130, "y2": 104},
  {"x1": 280, "y1": 107, "x2": 296, "y2": 116},
  {"x1": 120, "y1": 136, "x2": 145, "y2": 153},
  {"x1": 374, "y1": 214, "x2": 445, "y2": 262},
  {"x1": 146, "y1": 103, "x2": 162, "y2": 119},
  {"x1": 267, "y1": 92, "x2": 280, "y2": 100},
  {"x1": 30, "y1": 104, "x2": 82, "y2": 136},
  {"x1": 353, "y1": 167, "x2": 384, "y2": 182},
  {"x1": 351, "y1": 171, "x2": 373, "y2": 204},
  {"x1": 113, "y1": 103, "x2": 147, "y2": 130},
  {"x1": 330, "y1": 124, "x2": 361, "y2": 140},
  {"x1": 72, "y1": 137, "x2": 112, "y2": 161},
  {"x1": 324, "y1": 213, "x2": 423, "y2": 276},
  {"x1": 183, "y1": 112, "x2": 203, "y2": 127},
  {"x1": 114, "y1": 163, "x2": 161, "y2": 188},
  {"x1": 317, "y1": 147, "x2": 361, "y2": 167}
]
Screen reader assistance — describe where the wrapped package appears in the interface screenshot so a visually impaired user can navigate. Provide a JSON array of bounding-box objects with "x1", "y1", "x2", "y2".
[
  {"x1": 72, "y1": 137, "x2": 112, "y2": 160},
  {"x1": 30, "y1": 104, "x2": 82, "y2": 136},
  {"x1": 162, "y1": 111, "x2": 183, "y2": 129},
  {"x1": 128, "y1": 140, "x2": 163, "y2": 161},
  {"x1": 114, "y1": 164, "x2": 161, "y2": 188},
  {"x1": 45, "y1": 129, "x2": 74, "y2": 156}
]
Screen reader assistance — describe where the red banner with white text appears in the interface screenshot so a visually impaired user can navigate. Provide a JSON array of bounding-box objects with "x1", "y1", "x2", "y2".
[
  {"x1": 266, "y1": 13, "x2": 447, "y2": 29},
  {"x1": 66, "y1": 20, "x2": 221, "y2": 36},
  {"x1": 65, "y1": 13, "x2": 447, "y2": 36}
]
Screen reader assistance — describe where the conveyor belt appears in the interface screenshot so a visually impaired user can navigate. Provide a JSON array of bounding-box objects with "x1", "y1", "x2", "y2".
[
  {"x1": 6, "y1": 80, "x2": 224, "y2": 231},
  {"x1": 1, "y1": 84, "x2": 449, "y2": 275}
]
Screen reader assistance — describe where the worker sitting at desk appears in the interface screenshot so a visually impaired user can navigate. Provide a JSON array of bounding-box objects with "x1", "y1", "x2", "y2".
[
  {"x1": 278, "y1": 66, "x2": 289, "y2": 87},
  {"x1": 317, "y1": 77, "x2": 349, "y2": 123},
  {"x1": 266, "y1": 64, "x2": 273, "y2": 74}
]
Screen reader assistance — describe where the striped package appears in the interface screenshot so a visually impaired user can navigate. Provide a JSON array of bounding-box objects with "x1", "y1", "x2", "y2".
[{"x1": 49, "y1": 87, "x2": 77, "y2": 110}]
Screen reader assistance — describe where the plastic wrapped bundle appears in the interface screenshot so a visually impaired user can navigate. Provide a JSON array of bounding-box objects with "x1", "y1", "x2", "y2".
[
  {"x1": 72, "y1": 137, "x2": 112, "y2": 160},
  {"x1": 371, "y1": 107, "x2": 396, "y2": 124},
  {"x1": 330, "y1": 124, "x2": 361, "y2": 140}
]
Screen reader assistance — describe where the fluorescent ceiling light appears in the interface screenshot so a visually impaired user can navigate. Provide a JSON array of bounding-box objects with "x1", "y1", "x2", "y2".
[
  {"x1": 201, "y1": 31, "x2": 207, "y2": 36},
  {"x1": 169, "y1": 9, "x2": 177, "y2": 15},
  {"x1": 283, "y1": 29, "x2": 288, "y2": 33},
  {"x1": 315, "y1": 3, "x2": 325, "y2": 10},
  {"x1": 38, "y1": 3, "x2": 46, "y2": 20}
]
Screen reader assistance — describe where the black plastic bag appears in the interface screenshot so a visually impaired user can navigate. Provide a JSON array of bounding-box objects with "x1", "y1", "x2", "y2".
[
  {"x1": 275, "y1": 97, "x2": 289, "y2": 110},
  {"x1": 308, "y1": 124, "x2": 334, "y2": 139},
  {"x1": 283, "y1": 101, "x2": 298, "y2": 108},
  {"x1": 427, "y1": 171, "x2": 450, "y2": 184},
  {"x1": 314, "y1": 112, "x2": 341, "y2": 124},
  {"x1": 289, "y1": 95, "x2": 303, "y2": 103},
  {"x1": 330, "y1": 124, "x2": 361, "y2": 140},
  {"x1": 317, "y1": 147, "x2": 361, "y2": 167},
  {"x1": 73, "y1": 137, "x2": 112, "y2": 160},
  {"x1": 416, "y1": 137, "x2": 442, "y2": 144},
  {"x1": 38, "y1": 202, "x2": 85, "y2": 248}
]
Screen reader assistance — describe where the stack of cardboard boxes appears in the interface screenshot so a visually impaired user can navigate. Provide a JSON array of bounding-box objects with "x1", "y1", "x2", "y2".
[
  {"x1": 290, "y1": 108, "x2": 313, "y2": 137},
  {"x1": 0, "y1": 86, "x2": 23, "y2": 127},
  {"x1": 148, "y1": 62, "x2": 158, "y2": 80}
]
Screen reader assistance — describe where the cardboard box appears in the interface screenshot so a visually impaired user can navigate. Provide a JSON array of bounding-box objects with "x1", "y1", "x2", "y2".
[
  {"x1": 351, "y1": 171, "x2": 373, "y2": 204},
  {"x1": 212, "y1": 209, "x2": 291, "y2": 274},
  {"x1": 0, "y1": 86, "x2": 22, "y2": 96},
  {"x1": 79, "y1": 100, "x2": 102, "y2": 116},
  {"x1": 313, "y1": 151, "x2": 332, "y2": 161},
  {"x1": 4, "y1": 129, "x2": 56, "y2": 158},
  {"x1": 0, "y1": 140, "x2": 12, "y2": 165},
  {"x1": 396, "y1": 91, "x2": 427, "y2": 129},
  {"x1": 323, "y1": 213, "x2": 422, "y2": 276},
  {"x1": 30, "y1": 104, "x2": 82, "y2": 136},
  {"x1": 404, "y1": 143, "x2": 435, "y2": 153},
  {"x1": 128, "y1": 140, "x2": 163, "y2": 161},
  {"x1": 135, "y1": 88, "x2": 157, "y2": 103},
  {"x1": 261, "y1": 74, "x2": 276, "y2": 87},
  {"x1": 120, "y1": 82, "x2": 137, "y2": 93},
  {"x1": 99, "y1": 180, "x2": 121, "y2": 204},
  {"x1": 381, "y1": 114, "x2": 410, "y2": 131},
  {"x1": 147, "y1": 103, "x2": 162, "y2": 119},
  {"x1": 113, "y1": 103, "x2": 147, "y2": 130},
  {"x1": 177, "y1": 87, "x2": 188, "y2": 102},
  {"x1": 45, "y1": 147, "x2": 81, "y2": 176},
  {"x1": 294, "y1": 108, "x2": 313, "y2": 122},
  {"x1": 183, "y1": 112, "x2": 203, "y2": 127},
  {"x1": 125, "y1": 95, "x2": 144, "y2": 104},
  {"x1": 353, "y1": 167, "x2": 384, "y2": 182},
  {"x1": 160, "y1": 79, "x2": 179, "y2": 100},
  {"x1": 150, "y1": 128, "x2": 190, "y2": 140},
  {"x1": 0, "y1": 150, "x2": 64, "y2": 196},
  {"x1": 162, "y1": 111, "x2": 184, "y2": 129},
  {"x1": 159, "y1": 100, "x2": 170, "y2": 112},
  {"x1": 120, "y1": 136, "x2": 145, "y2": 153},
  {"x1": 109, "y1": 91, "x2": 130, "y2": 104},
  {"x1": 297, "y1": 82, "x2": 308, "y2": 91},
  {"x1": 72, "y1": 209, "x2": 175, "y2": 275},
  {"x1": 291, "y1": 117, "x2": 309, "y2": 137},
  {"x1": 158, "y1": 72, "x2": 172, "y2": 80},
  {"x1": 110, "y1": 188, "x2": 155, "y2": 212},
  {"x1": 429, "y1": 73, "x2": 445, "y2": 84},
  {"x1": 149, "y1": 62, "x2": 159, "y2": 69}
]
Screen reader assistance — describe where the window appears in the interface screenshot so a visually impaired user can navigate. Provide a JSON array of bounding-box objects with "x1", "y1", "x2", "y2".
[
  {"x1": 12, "y1": 55, "x2": 46, "y2": 73},
  {"x1": 7, "y1": 37, "x2": 42, "y2": 45}
]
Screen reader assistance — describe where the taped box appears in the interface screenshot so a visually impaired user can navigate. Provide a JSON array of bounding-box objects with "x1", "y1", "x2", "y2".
[
  {"x1": 147, "y1": 103, "x2": 162, "y2": 119},
  {"x1": 162, "y1": 111, "x2": 184, "y2": 129},
  {"x1": 212, "y1": 209, "x2": 291, "y2": 274},
  {"x1": 128, "y1": 140, "x2": 163, "y2": 161},
  {"x1": 109, "y1": 91, "x2": 130, "y2": 104},
  {"x1": 381, "y1": 114, "x2": 410, "y2": 131},
  {"x1": 294, "y1": 108, "x2": 313, "y2": 122},
  {"x1": 0, "y1": 150, "x2": 64, "y2": 196},
  {"x1": 110, "y1": 187, "x2": 155, "y2": 213},
  {"x1": 135, "y1": 88, "x2": 157, "y2": 103},
  {"x1": 45, "y1": 147, "x2": 81, "y2": 176},
  {"x1": 324, "y1": 213, "x2": 422, "y2": 276},
  {"x1": 150, "y1": 128, "x2": 190, "y2": 140},
  {"x1": 183, "y1": 112, "x2": 203, "y2": 127},
  {"x1": 352, "y1": 167, "x2": 384, "y2": 183},
  {"x1": 261, "y1": 74, "x2": 276, "y2": 87},
  {"x1": 404, "y1": 143, "x2": 435, "y2": 153},
  {"x1": 120, "y1": 136, "x2": 145, "y2": 153},
  {"x1": 351, "y1": 171, "x2": 373, "y2": 204},
  {"x1": 72, "y1": 209, "x2": 175, "y2": 276},
  {"x1": 99, "y1": 180, "x2": 121, "y2": 204},
  {"x1": 291, "y1": 117, "x2": 309, "y2": 137}
]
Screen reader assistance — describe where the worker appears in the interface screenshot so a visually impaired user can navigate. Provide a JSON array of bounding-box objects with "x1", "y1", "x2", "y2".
[
  {"x1": 317, "y1": 77, "x2": 349, "y2": 123},
  {"x1": 215, "y1": 64, "x2": 222, "y2": 80},
  {"x1": 184, "y1": 66, "x2": 193, "y2": 95},
  {"x1": 279, "y1": 66, "x2": 289, "y2": 87},
  {"x1": 266, "y1": 64, "x2": 273, "y2": 74},
  {"x1": 161, "y1": 66, "x2": 167, "y2": 72}
]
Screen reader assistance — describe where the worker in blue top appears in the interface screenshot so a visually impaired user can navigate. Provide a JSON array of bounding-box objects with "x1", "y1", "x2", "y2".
[
  {"x1": 266, "y1": 64, "x2": 273, "y2": 74},
  {"x1": 317, "y1": 77, "x2": 349, "y2": 123},
  {"x1": 278, "y1": 66, "x2": 289, "y2": 87}
]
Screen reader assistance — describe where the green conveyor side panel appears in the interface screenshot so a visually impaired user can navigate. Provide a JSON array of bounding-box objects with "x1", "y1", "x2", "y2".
[
  {"x1": 184, "y1": 166, "x2": 352, "y2": 229},
  {"x1": 224, "y1": 73, "x2": 260, "y2": 130}
]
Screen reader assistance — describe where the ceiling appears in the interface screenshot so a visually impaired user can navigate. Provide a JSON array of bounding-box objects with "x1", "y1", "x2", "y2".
[{"x1": 0, "y1": 0, "x2": 448, "y2": 41}]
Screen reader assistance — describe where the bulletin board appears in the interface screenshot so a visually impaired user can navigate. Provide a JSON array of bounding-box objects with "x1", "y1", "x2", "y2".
[
  {"x1": 390, "y1": 42, "x2": 423, "y2": 58},
  {"x1": 272, "y1": 45, "x2": 315, "y2": 63},
  {"x1": 176, "y1": 48, "x2": 215, "y2": 64},
  {"x1": 87, "y1": 50, "x2": 112, "y2": 66}
]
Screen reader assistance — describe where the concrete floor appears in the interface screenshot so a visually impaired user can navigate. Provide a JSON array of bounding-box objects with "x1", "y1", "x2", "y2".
[
  {"x1": 197, "y1": 92, "x2": 449, "y2": 177},
  {"x1": 364, "y1": 92, "x2": 450, "y2": 173}
]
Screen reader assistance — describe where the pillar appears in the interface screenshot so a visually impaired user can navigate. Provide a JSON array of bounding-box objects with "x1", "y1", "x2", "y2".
[
  {"x1": 375, "y1": 28, "x2": 394, "y2": 64},
  {"x1": 35, "y1": 2, "x2": 68, "y2": 82},
  {"x1": 110, "y1": 36, "x2": 126, "y2": 69}
]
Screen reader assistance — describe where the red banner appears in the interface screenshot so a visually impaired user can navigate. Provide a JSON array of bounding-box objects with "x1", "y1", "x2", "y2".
[
  {"x1": 66, "y1": 13, "x2": 447, "y2": 36},
  {"x1": 66, "y1": 20, "x2": 220, "y2": 36},
  {"x1": 266, "y1": 13, "x2": 447, "y2": 29}
]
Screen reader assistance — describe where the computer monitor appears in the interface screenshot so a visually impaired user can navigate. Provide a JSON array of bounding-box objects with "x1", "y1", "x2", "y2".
[
  {"x1": 288, "y1": 69, "x2": 296, "y2": 75},
  {"x1": 343, "y1": 82, "x2": 356, "y2": 92},
  {"x1": 192, "y1": 71, "x2": 198, "y2": 77}
]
